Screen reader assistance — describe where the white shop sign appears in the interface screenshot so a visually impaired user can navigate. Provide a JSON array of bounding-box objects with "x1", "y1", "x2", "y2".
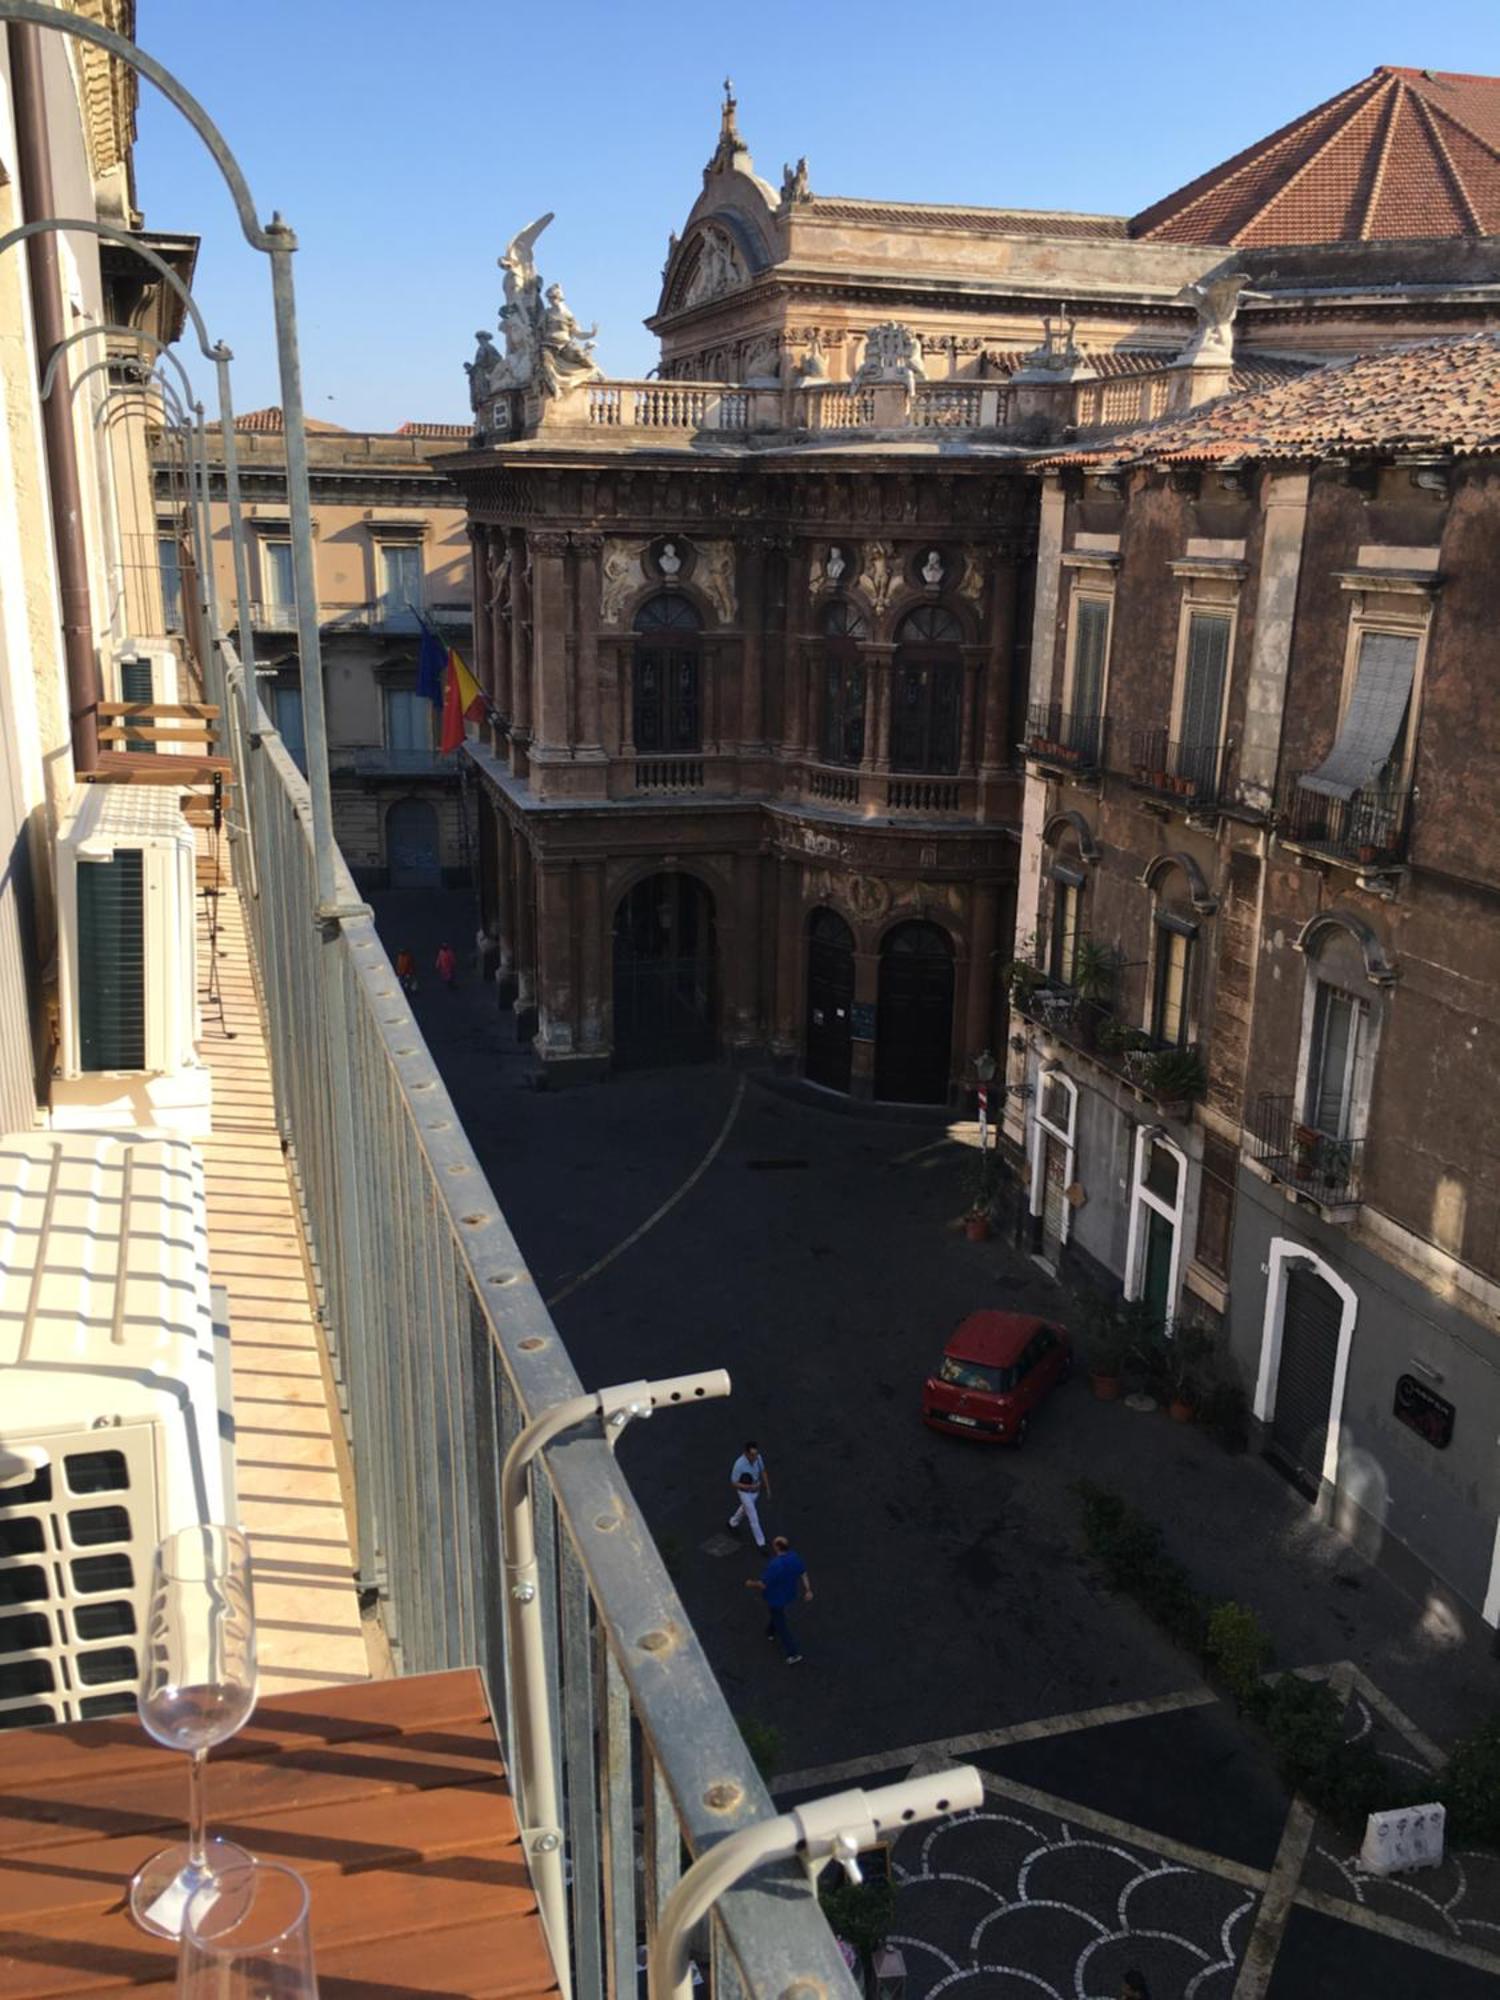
[{"x1": 1358, "y1": 1803, "x2": 1445, "y2": 1876}]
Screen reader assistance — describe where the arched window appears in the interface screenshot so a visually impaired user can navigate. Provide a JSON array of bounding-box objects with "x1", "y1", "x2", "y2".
[
  {"x1": 633, "y1": 594, "x2": 702, "y2": 753},
  {"x1": 892, "y1": 605, "x2": 962, "y2": 774},
  {"x1": 819, "y1": 600, "x2": 867, "y2": 767}
]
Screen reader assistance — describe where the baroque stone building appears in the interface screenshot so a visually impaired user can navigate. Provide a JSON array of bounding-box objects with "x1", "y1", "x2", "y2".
[{"x1": 446, "y1": 66, "x2": 1500, "y2": 1106}]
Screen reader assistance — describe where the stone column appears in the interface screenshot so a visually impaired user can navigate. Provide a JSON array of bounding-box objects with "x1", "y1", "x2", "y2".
[
  {"x1": 868, "y1": 646, "x2": 894, "y2": 771},
  {"x1": 494, "y1": 807, "x2": 516, "y2": 1003},
  {"x1": 727, "y1": 850, "x2": 761, "y2": 1053},
  {"x1": 964, "y1": 881, "x2": 999, "y2": 1066},
  {"x1": 509, "y1": 528, "x2": 532, "y2": 745},
  {"x1": 533, "y1": 863, "x2": 575, "y2": 1057},
  {"x1": 959, "y1": 652, "x2": 982, "y2": 774},
  {"x1": 782, "y1": 544, "x2": 812, "y2": 758},
  {"x1": 470, "y1": 527, "x2": 492, "y2": 697},
  {"x1": 530, "y1": 531, "x2": 571, "y2": 755},
  {"x1": 772, "y1": 857, "x2": 801, "y2": 1059},
  {"x1": 980, "y1": 555, "x2": 1019, "y2": 775},
  {"x1": 619, "y1": 640, "x2": 636, "y2": 760},
  {"x1": 578, "y1": 860, "x2": 607, "y2": 1053},
  {"x1": 737, "y1": 538, "x2": 765, "y2": 751},
  {"x1": 513, "y1": 833, "x2": 537, "y2": 1041},
  {"x1": 573, "y1": 534, "x2": 604, "y2": 756}
]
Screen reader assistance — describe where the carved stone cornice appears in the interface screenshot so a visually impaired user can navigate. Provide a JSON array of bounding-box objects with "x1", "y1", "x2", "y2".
[{"x1": 529, "y1": 530, "x2": 571, "y2": 558}]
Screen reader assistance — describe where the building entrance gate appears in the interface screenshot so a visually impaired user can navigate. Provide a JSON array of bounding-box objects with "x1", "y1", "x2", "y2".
[
  {"x1": 804, "y1": 908, "x2": 854, "y2": 1093},
  {"x1": 1270, "y1": 1265, "x2": 1343, "y2": 1495},
  {"x1": 386, "y1": 798, "x2": 441, "y2": 889},
  {"x1": 874, "y1": 921, "x2": 954, "y2": 1104},
  {"x1": 612, "y1": 873, "x2": 717, "y2": 1068}
]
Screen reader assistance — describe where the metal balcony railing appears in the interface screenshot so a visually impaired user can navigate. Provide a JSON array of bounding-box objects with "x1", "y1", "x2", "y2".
[
  {"x1": 1278, "y1": 771, "x2": 1410, "y2": 868},
  {"x1": 1129, "y1": 726, "x2": 1227, "y2": 808},
  {"x1": 1250, "y1": 1094, "x2": 1364, "y2": 1208},
  {"x1": 209, "y1": 636, "x2": 859, "y2": 1998},
  {"x1": 1018, "y1": 973, "x2": 1206, "y2": 1108},
  {"x1": 1024, "y1": 702, "x2": 1106, "y2": 774},
  {"x1": 329, "y1": 745, "x2": 457, "y2": 778}
]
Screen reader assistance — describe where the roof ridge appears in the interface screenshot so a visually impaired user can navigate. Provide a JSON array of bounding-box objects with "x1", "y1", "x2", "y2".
[
  {"x1": 1407, "y1": 88, "x2": 1486, "y2": 234},
  {"x1": 808, "y1": 194, "x2": 1126, "y2": 221},
  {"x1": 1235, "y1": 72, "x2": 1396, "y2": 244},
  {"x1": 1417, "y1": 91, "x2": 1500, "y2": 167},
  {"x1": 1378, "y1": 65, "x2": 1500, "y2": 85},
  {"x1": 1360, "y1": 75, "x2": 1406, "y2": 239}
]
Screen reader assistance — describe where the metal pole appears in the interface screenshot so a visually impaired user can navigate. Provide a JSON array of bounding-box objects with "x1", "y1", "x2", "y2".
[
  {"x1": 650, "y1": 1769, "x2": 984, "y2": 2000},
  {"x1": 501, "y1": 1370, "x2": 731, "y2": 2000}
]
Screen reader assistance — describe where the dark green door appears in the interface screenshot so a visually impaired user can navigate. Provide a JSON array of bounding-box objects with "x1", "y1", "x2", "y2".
[{"x1": 1142, "y1": 1208, "x2": 1174, "y2": 1329}]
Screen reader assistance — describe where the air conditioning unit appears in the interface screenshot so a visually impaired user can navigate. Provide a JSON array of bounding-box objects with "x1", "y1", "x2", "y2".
[
  {"x1": 0, "y1": 1129, "x2": 235, "y2": 1731},
  {"x1": 110, "y1": 639, "x2": 181, "y2": 755},
  {"x1": 50, "y1": 783, "x2": 211, "y2": 1137}
]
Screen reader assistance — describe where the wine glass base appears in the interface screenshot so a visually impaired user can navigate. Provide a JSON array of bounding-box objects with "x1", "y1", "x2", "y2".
[{"x1": 130, "y1": 1837, "x2": 256, "y2": 1939}]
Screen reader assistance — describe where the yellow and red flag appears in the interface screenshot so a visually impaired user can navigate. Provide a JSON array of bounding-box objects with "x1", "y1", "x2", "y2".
[{"x1": 440, "y1": 647, "x2": 486, "y2": 753}]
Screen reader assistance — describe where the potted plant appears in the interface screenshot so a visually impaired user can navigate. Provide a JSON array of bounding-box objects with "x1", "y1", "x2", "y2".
[
  {"x1": 819, "y1": 1872, "x2": 897, "y2": 1998},
  {"x1": 1292, "y1": 1122, "x2": 1321, "y2": 1175},
  {"x1": 1142, "y1": 1045, "x2": 1207, "y2": 1105},
  {"x1": 1164, "y1": 1321, "x2": 1217, "y2": 1422},
  {"x1": 1002, "y1": 959, "x2": 1044, "y2": 1009},
  {"x1": 1071, "y1": 937, "x2": 1118, "y2": 1005},
  {"x1": 1081, "y1": 1295, "x2": 1128, "y2": 1400}
]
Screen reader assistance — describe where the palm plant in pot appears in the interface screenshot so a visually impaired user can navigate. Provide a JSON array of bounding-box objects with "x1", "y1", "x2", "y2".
[{"x1": 1163, "y1": 1319, "x2": 1217, "y2": 1422}]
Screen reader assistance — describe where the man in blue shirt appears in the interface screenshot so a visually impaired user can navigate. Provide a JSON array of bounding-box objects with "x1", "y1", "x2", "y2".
[{"x1": 745, "y1": 1535, "x2": 813, "y2": 1663}]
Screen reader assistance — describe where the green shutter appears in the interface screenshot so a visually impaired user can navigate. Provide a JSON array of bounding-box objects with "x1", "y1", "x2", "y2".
[
  {"x1": 119, "y1": 658, "x2": 155, "y2": 754},
  {"x1": 1181, "y1": 613, "x2": 1230, "y2": 753},
  {"x1": 77, "y1": 851, "x2": 146, "y2": 1071}
]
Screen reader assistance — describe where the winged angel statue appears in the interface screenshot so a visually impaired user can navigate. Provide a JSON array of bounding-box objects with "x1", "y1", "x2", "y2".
[{"x1": 466, "y1": 214, "x2": 601, "y2": 407}]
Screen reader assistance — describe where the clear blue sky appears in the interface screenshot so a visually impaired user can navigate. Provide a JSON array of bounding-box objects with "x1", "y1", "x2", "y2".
[{"x1": 134, "y1": 0, "x2": 1498, "y2": 432}]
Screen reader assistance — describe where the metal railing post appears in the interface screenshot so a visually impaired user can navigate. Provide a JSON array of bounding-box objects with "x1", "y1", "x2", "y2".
[
  {"x1": 501, "y1": 1371, "x2": 731, "y2": 1999},
  {"x1": 650, "y1": 1769, "x2": 985, "y2": 2000}
]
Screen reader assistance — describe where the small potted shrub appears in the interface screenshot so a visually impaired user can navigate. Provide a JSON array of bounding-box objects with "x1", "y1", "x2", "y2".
[
  {"x1": 963, "y1": 1150, "x2": 1002, "y2": 1241},
  {"x1": 1142, "y1": 1045, "x2": 1207, "y2": 1106},
  {"x1": 1164, "y1": 1321, "x2": 1217, "y2": 1422},
  {"x1": 1081, "y1": 1294, "x2": 1129, "y2": 1400}
]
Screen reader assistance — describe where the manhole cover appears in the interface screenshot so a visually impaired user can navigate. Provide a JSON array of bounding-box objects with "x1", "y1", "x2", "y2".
[{"x1": 701, "y1": 1534, "x2": 742, "y2": 1558}]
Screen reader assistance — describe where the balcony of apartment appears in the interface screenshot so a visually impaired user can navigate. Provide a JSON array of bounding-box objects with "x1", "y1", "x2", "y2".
[
  {"x1": 330, "y1": 744, "x2": 458, "y2": 779},
  {"x1": 1127, "y1": 725, "x2": 1229, "y2": 815},
  {"x1": 1277, "y1": 769, "x2": 1410, "y2": 876},
  {"x1": 1248, "y1": 1093, "x2": 1364, "y2": 1221},
  {"x1": 791, "y1": 760, "x2": 975, "y2": 820},
  {"x1": 1018, "y1": 968, "x2": 1207, "y2": 1118},
  {"x1": 1023, "y1": 703, "x2": 1106, "y2": 780}
]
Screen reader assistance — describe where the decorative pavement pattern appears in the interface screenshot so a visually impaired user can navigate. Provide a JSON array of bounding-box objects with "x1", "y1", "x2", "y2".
[{"x1": 773, "y1": 1667, "x2": 1500, "y2": 1999}]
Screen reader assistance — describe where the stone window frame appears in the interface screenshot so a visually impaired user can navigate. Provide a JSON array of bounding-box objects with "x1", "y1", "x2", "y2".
[
  {"x1": 1291, "y1": 915, "x2": 1391, "y2": 1152},
  {"x1": 1123, "y1": 1123, "x2": 1189, "y2": 1318},
  {"x1": 1028, "y1": 1063, "x2": 1078, "y2": 1248}
]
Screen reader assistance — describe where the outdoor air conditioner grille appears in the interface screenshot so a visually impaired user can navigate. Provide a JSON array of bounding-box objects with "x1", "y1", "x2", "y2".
[
  {"x1": 76, "y1": 848, "x2": 146, "y2": 1072},
  {"x1": 0, "y1": 1427, "x2": 156, "y2": 1730},
  {"x1": 118, "y1": 656, "x2": 156, "y2": 752}
]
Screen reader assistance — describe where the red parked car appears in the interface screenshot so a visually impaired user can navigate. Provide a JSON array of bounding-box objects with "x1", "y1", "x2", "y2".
[{"x1": 922, "y1": 1311, "x2": 1072, "y2": 1445}]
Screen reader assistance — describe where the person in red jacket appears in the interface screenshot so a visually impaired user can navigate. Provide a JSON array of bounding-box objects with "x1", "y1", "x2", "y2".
[{"x1": 435, "y1": 942, "x2": 457, "y2": 988}]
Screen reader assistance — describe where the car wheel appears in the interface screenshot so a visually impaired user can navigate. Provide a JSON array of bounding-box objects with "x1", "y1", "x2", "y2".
[{"x1": 1014, "y1": 1415, "x2": 1030, "y2": 1447}]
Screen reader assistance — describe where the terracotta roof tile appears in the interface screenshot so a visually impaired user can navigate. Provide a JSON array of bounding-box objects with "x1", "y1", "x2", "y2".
[
  {"x1": 1040, "y1": 331, "x2": 1500, "y2": 468},
  {"x1": 1133, "y1": 67, "x2": 1500, "y2": 245},
  {"x1": 395, "y1": 421, "x2": 471, "y2": 438},
  {"x1": 235, "y1": 406, "x2": 347, "y2": 434}
]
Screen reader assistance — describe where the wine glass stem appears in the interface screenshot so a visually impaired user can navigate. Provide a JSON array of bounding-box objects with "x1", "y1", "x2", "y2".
[{"x1": 188, "y1": 1748, "x2": 208, "y2": 1874}]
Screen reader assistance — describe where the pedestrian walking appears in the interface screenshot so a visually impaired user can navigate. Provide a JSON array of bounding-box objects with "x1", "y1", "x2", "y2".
[
  {"x1": 394, "y1": 946, "x2": 418, "y2": 994},
  {"x1": 727, "y1": 1441, "x2": 770, "y2": 1551},
  {"x1": 745, "y1": 1535, "x2": 812, "y2": 1663},
  {"x1": 435, "y1": 942, "x2": 457, "y2": 989}
]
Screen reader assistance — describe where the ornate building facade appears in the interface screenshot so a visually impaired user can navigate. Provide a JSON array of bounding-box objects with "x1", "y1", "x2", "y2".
[{"x1": 447, "y1": 67, "x2": 1500, "y2": 1107}]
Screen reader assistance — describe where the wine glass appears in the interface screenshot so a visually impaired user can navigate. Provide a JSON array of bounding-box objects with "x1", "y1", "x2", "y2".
[
  {"x1": 130, "y1": 1524, "x2": 259, "y2": 1939},
  {"x1": 179, "y1": 1860, "x2": 319, "y2": 2000}
]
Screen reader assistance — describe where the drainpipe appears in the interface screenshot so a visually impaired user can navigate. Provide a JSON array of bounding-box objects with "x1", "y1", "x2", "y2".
[{"x1": 9, "y1": 20, "x2": 100, "y2": 770}]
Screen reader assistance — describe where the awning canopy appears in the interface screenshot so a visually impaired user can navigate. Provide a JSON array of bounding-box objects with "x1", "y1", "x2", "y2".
[{"x1": 1299, "y1": 631, "x2": 1417, "y2": 800}]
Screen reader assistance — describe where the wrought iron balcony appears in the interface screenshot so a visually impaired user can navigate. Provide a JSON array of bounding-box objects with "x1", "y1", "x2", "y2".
[
  {"x1": 1016, "y1": 972, "x2": 1206, "y2": 1111},
  {"x1": 1128, "y1": 727, "x2": 1227, "y2": 808},
  {"x1": 1278, "y1": 771, "x2": 1410, "y2": 869},
  {"x1": 1250, "y1": 1094, "x2": 1364, "y2": 1211},
  {"x1": 1024, "y1": 703, "x2": 1106, "y2": 775}
]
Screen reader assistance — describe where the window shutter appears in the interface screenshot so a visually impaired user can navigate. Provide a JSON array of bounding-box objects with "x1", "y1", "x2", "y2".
[
  {"x1": 77, "y1": 850, "x2": 146, "y2": 1072},
  {"x1": 1180, "y1": 613, "x2": 1229, "y2": 755},
  {"x1": 1072, "y1": 598, "x2": 1108, "y2": 720}
]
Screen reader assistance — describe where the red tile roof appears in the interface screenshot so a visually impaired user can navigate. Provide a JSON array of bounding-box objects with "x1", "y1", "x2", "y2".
[
  {"x1": 1132, "y1": 67, "x2": 1500, "y2": 245},
  {"x1": 1040, "y1": 332, "x2": 1500, "y2": 468},
  {"x1": 235, "y1": 406, "x2": 347, "y2": 433},
  {"x1": 395, "y1": 422, "x2": 471, "y2": 438}
]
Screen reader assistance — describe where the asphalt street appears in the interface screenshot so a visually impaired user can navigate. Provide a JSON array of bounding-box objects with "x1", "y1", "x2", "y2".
[{"x1": 371, "y1": 892, "x2": 1500, "y2": 1997}]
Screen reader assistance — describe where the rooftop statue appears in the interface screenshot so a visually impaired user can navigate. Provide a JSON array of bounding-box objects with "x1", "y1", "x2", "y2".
[
  {"x1": 1177, "y1": 270, "x2": 1252, "y2": 363},
  {"x1": 854, "y1": 321, "x2": 926, "y2": 390},
  {"x1": 467, "y1": 213, "x2": 603, "y2": 402},
  {"x1": 780, "y1": 156, "x2": 811, "y2": 205}
]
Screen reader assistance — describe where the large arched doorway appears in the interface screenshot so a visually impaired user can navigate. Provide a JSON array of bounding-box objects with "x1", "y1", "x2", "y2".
[
  {"x1": 386, "y1": 797, "x2": 440, "y2": 889},
  {"x1": 612, "y1": 872, "x2": 717, "y2": 1068},
  {"x1": 875, "y1": 921, "x2": 954, "y2": 1103},
  {"x1": 804, "y1": 908, "x2": 855, "y2": 1093}
]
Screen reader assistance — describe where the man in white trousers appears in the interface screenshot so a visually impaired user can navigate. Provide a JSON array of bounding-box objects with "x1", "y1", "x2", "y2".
[{"x1": 727, "y1": 1441, "x2": 770, "y2": 1551}]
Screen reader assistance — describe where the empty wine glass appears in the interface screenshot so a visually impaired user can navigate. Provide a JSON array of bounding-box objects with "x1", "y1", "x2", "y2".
[
  {"x1": 179, "y1": 1860, "x2": 319, "y2": 2000},
  {"x1": 130, "y1": 1524, "x2": 259, "y2": 1939}
]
